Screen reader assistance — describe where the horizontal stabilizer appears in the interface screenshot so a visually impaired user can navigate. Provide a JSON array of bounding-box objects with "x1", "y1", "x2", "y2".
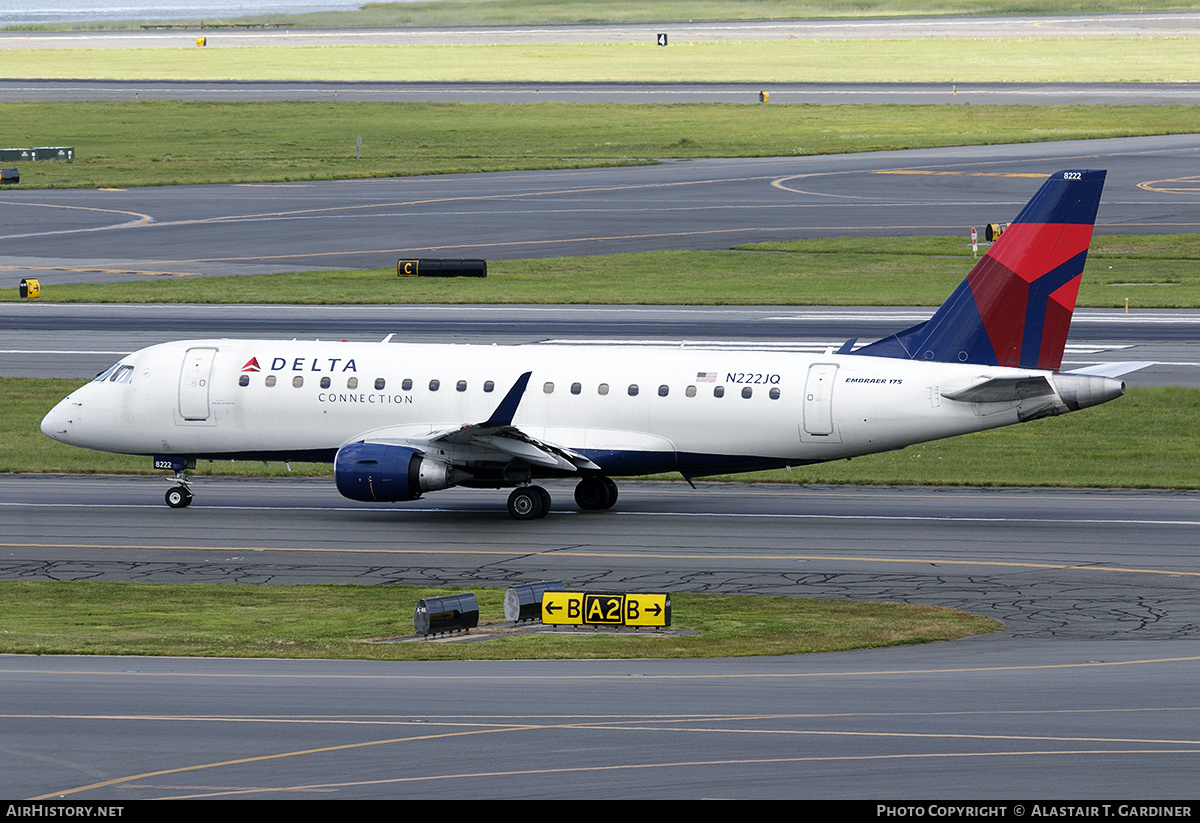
[{"x1": 1063, "y1": 361, "x2": 1157, "y2": 379}]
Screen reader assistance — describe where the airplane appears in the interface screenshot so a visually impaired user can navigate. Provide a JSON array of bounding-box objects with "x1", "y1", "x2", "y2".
[{"x1": 41, "y1": 169, "x2": 1150, "y2": 519}]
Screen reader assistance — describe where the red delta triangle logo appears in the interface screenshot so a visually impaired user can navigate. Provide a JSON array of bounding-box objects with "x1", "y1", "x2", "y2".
[{"x1": 241, "y1": 357, "x2": 262, "y2": 373}]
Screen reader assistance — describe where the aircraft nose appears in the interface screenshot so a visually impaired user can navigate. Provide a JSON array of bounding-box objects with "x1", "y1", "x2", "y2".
[{"x1": 41, "y1": 396, "x2": 75, "y2": 442}]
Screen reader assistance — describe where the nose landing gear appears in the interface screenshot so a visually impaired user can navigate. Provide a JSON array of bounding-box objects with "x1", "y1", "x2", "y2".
[
  {"x1": 155, "y1": 457, "x2": 196, "y2": 508},
  {"x1": 165, "y1": 484, "x2": 193, "y2": 508}
]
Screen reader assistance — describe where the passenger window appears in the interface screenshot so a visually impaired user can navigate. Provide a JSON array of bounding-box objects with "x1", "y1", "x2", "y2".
[
  {"x1": 658, "y1": 385, "x2": 669, "y2": 397},
  {"x1": 742, "y1": 386, "x2": 752, "y2": 399},
  {"x1": 484, "y1": 381, "x2": 495, "y2": 393},
  {"x1": 238, "y1": 375, "x2": 249, "y2": 387},
  {"x1": 265, "y1": 375, "x2": 277, "y2": 388},
  {"x1": 320, "y1": 377, "x2": 331, "y2": 389},
  {"x1": 598, "y1": 383, "x2": 609, "y2": 396},
  {"x1": 713, "y1": 386, "x2": 724, "y2": 398},
  {"x1": 457, "y1": 380, "x2": 468, "y2": 392},
  {"x1": 375, "y1": 378, "x2": 386, "y2": 390},
  {"x1": 571, "y1": 382, "x2": 581, "y2": 395},
  {"x1": 429, "y1": 379, "x2": 440, "y2": 391},
  {"x1": 347, "y1": 377, "x2": 358, "y2": 390},
  {"x1": 543, "y1": 382, "x2": 554, "y2": 394},
  {"x1": 686, "y1": 385, "x2": 696, "y2": 397},
  {"x1": 293, "y1": 376, "x2": 304, "y2": 388},
  {"x1": 770, "y1": 387, "x2": 781, "y2": 400},
  {"x1": 402, "y1": 378, "x2": 413, "y2": 391},
  {"x1": 628, "y1": 384, "x2": 639, "y2": 396}
]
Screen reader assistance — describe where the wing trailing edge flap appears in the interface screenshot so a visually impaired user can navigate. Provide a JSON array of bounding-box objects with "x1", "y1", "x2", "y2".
[{"x1": 423, "y1": 371, "x2": 601, "y2": 473}]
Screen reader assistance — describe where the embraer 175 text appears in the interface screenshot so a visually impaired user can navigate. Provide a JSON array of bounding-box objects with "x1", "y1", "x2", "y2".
[{"x1": 42, "y1": 170, "x2": 1149, "y2": 519}]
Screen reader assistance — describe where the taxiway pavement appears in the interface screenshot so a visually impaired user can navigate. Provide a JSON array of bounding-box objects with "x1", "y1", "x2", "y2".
[
  {"x1": 4, "y1": 12, "x2": 1200, "y2": 47},
  {"x1": 7, "y1": 79, "x2": 1200, "y2": 105},
  {"x1": 2, "y1": 478, "x2": 1199, "y2": 798},
  {"x1": 3, "y1": 303, "x2": 1197, "y2": 387}
]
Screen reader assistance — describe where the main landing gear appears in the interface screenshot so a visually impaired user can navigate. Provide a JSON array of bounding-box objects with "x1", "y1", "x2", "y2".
[
  {"x1": 507, "y1": 485, "x2": 551, "y2": 520},
  {"x1": 574, "y1": 475, "x2": 618, "y2": 511},
  {"x1": 505, "y1": 476, "x2": 619, "y2": 520}
]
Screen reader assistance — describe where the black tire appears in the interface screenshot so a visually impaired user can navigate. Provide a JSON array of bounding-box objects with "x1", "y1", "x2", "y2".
[
  {"x1": 507, "y1": 486, "x2": 548, "y2": 520},
  {"x1": 575, "y1": 476, "x2": 608, "y2": 510},
  {"x1": 534, "y1": 485, "x2": 552, "y2": 513},
  {"x1": 165, "y1": 486, "x2": 192, "y2": 508},
  {"x1": 575, "y1": 476, "x2": 618, "y2": 510},
  {"x1": 599, "y1": 476, "x2": 618, "y2": 509}
]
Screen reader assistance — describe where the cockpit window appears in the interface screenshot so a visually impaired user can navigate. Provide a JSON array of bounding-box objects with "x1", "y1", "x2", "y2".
[
  {"x1": 109, "y1": 365, "x2": 134, "y2": 384},
  {"x1": 93, "y1": 364, "x2": 119, "y2": 382}
]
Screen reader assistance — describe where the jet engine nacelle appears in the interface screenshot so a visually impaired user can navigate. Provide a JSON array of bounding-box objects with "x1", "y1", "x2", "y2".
[
  {"x1": 1052, "y1": 373, "x2": 1126, "y2": 411},
  {"x1": 334, "y1": 442, "x2": 462, "y2": 502}
]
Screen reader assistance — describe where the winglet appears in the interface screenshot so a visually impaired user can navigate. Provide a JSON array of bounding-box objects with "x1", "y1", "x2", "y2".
[{"x1": 481, "y1": 371, "x2": 532, "y2": 428}]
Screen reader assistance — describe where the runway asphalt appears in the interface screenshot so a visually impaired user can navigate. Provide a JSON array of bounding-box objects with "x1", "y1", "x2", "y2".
[
  {"x1": 4, "y1": 12, "x2": 1200, "y2": 46},
  {"x1": 7, "y1": 79, "x2": 1200, "y2": 105},
  {"x1": 3, "y1": 477, "x2": 1199, "y2": 798},
  {"x1": 3, "y1": 303, "x2": 1197, "y2": 387}
]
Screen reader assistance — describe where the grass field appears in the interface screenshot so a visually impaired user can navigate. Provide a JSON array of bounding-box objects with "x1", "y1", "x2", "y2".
[
  {"x1": 0, "y1": 581, "x2": 1000, "y2": 659},
  {"x1": 4, "y1": 38, "x2": 1200, "y2": 84},
  {"x1": 7, "y1": 101, "x2": 1200, "y2": 190},
  {"x1": 9, "y1": 236, "x2": 1200, "y2": 309}
]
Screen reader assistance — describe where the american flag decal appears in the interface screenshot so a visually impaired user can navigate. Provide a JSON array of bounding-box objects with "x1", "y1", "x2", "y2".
[{"x1": 696, "y1": 371, "x2": 717, "y2": 383}]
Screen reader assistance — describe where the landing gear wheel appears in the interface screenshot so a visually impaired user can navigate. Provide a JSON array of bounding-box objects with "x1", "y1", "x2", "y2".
[
  {"x1": 574, "y1": 476, "x2": 618, "y2": 510},
  {"x1": 165, "y1": 486, "x2": 192, "y2": 508},
  {"x1": 507, "y1": 485, "x2": 550, "y2": 520},
  {"x1": 599, "y1": 476, "x2": 618, "y2": 509}
]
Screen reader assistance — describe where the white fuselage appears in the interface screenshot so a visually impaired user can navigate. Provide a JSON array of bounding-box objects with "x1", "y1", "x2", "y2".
[{"x1": 41, "y1": 338, "x2": 1095, "y2": 479}]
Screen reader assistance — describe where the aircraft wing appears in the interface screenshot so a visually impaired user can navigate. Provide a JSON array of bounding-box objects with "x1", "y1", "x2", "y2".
[{"x1": 419, "y1": 371, "x2": 601, "y2": 473}]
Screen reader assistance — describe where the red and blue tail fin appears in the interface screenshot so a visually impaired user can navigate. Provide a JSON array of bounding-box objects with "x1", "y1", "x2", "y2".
[{"x1": 857, "y1": 169, "x2": 1106, "y2": 370}]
